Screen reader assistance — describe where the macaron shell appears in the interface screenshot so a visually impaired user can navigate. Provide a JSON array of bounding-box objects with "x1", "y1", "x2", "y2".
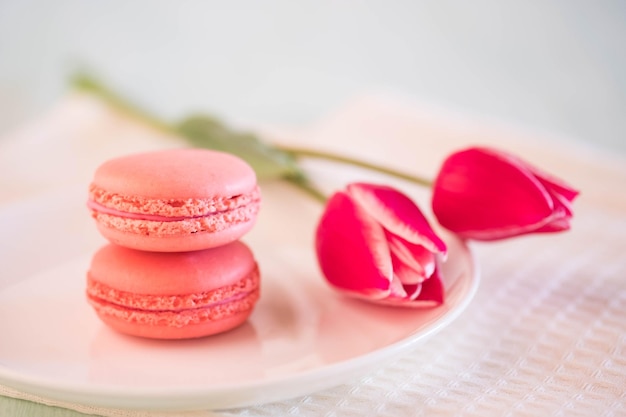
[
  {"x1": 95, "y1": 310, "x2": 253, "y2": 339},
  {"x1": 88, "y1": 241, "x2": 256, "y2": 294},
  {"x1": 92, "y1": 148, "x2": 257, "y2": 199}
]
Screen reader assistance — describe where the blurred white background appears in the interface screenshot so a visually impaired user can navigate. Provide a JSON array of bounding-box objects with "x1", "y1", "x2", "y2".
[{"x1": 0, "y1": 0, "x2": 625, "y2": 152}]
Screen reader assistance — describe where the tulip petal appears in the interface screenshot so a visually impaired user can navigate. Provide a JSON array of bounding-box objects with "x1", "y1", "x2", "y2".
[
  {"x1": 377, "y1": 271, "x2": 444, "y2": 307},
  {"x1": 482, "y1": 146, "x2": 581, "y2": 200},
  {"x1": 534, "y1": 195, "x2": 573, "y2": 233},
  {"x1": 432, "y1": 147, "x2": 556, "y2": 239},
  {"x1": 387, "y1": 231, "x2": 435, "y2": 283},
  {"x1": 347, "y1": 183, "x2": 447, "y2": 255},
  {"x1": 386, "y1": 282, "x2": 421, "y2": 303},
  {"x1": 315, "y1": 191, "x2": 392, "y2": 298},
  {"x1": 548, "y1": 188, "x2": 574, "y2": 217},
  {"x1": 387, "y1": 234, "x2": 425, "y2": 278},
  {"x1": 391, "y1": 251, "x2": 426, "y2": 286},
  {"x1": 413, "y1": 266, "x2": 444, "y2": 304},
  {"x1": 534, "y1": 217, "x2": 571, "y2": 233},
  {"x1": 403, "y1": 284, "x2": 422, "y2": 300},
  {"x1": 522, "y1": 161, "x2": 580, "y2": 202},
  {"x1": 388, "y1": 275, "x2": 408, "y2": 298}
]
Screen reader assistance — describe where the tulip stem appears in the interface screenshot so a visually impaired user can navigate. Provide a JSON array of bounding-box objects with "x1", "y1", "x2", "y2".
[
  {"x1": 71, "y1": 73, "x2": 432, "y2": 192},
  {"x1": 276, "y1": 145, "x2": 433, "y2": 187}
]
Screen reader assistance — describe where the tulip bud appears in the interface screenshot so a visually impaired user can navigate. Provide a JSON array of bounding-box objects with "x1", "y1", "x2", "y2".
[
  {"x1": 432, "y1": 147, "x2": 579, "y2": 241},
  {"x1": 315, "y1": 183, "x2": 447, "y2": 307}
]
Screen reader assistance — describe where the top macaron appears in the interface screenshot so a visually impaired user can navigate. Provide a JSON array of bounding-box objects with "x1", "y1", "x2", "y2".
[{"x1": 87, "y1": 148, "x2": 261, "y2": 252}]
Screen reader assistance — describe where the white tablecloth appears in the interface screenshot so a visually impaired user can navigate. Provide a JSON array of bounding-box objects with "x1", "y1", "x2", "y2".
[{"x1": 1, "y1": 93, "x2": 625, "y2": 417}]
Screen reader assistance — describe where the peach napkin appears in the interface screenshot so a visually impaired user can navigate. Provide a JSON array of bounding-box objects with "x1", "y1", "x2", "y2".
[{"x1": 1, "y1": 92, "x2": 625, "y2": 417}]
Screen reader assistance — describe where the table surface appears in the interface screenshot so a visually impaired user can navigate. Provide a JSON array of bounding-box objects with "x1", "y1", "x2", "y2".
[{"x1": 1, "y1": 92, "x2": 625, "y2": 417}]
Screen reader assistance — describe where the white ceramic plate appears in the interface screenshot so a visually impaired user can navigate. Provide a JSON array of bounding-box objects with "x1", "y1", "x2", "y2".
[{"x1": 0, "y1": 184, "x2": 478, "y2": 411}]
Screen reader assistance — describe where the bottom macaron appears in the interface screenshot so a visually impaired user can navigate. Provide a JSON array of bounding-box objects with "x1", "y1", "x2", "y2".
[{"x1": 86, "y1": 241, "x2": 260, "y2": 339}]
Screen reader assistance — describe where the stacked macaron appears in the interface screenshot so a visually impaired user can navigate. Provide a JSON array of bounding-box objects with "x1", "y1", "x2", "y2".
[{"x1": 86, "y1": 149, "x2": 262, "y2": 339}]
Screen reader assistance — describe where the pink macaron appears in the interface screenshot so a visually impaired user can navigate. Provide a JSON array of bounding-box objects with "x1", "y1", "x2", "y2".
[
  {"x1": 86, "y1": 241, "x2": 260, "y2": 339},
  {"x1": 88, "y1": 148, "x2": 261, "y2": 252}
]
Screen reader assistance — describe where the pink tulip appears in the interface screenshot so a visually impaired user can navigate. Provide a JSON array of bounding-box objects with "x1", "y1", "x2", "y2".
[
  {"x1": 432, "y1": 147, "x2": 579, "y2": 241},
  {"x1": 315, "y1": 183, "x2": 447, "y2": 307}
]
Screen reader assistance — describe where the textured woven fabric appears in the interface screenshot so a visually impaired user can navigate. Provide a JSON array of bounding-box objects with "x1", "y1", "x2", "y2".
[
  {"x1": 1, "y1": 94, "x2": 625, "y2": 417},
  {"x1": 219, "y1": 206, "x2": 625, "y2": 417}
]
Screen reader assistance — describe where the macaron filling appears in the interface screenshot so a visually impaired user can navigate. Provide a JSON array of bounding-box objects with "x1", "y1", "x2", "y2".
[
  {"x1": 87, "y1": 267, "x2": 259, "y2": 311},
  {"x1": 88, "y1": 184, "x2": 261, "y2": 219},
  {"x1": 87, "y1": 200, "x2": 242, "y2": 222},
  {"x1": 87, "y1": 185, "x2": 261, "y2": 236},
  {"x1": 89, "y1": 290, "x2": 259, "y2": 327}
]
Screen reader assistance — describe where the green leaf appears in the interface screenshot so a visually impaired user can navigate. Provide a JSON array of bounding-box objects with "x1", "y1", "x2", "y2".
[{"x1": 175, "y1": 115, "x2": 305, "y2": 181}]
